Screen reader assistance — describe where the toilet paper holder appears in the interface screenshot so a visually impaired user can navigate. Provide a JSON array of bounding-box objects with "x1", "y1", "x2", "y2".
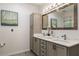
[{"x1": 0, "y1": 43, "x2": 5, "y2": 48}]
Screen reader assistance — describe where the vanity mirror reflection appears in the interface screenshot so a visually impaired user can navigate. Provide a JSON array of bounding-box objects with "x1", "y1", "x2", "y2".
[{"x1": 42, "y1": 3, "x2": 78, "y2": 30}]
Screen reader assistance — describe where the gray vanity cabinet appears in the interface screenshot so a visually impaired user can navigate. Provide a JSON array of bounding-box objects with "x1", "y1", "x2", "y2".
[
  {"x1": 47, "y1": 42, "x2": 67, "y2": 56},
  {"x1": 47, "y1": 42, "x2": 56, "y2": 56},
  {"x1": 30, "y1": 13, "x2": 42, "y2": 52},
  {"x1": 32, "y1": 37, "x2": 79, "y2": 56},
  {"x1": 32, "y1": 37, "x2": 40, "y2": 55},
  {"x1": 30, "y1": 37, "x2": 34, "y2": 51},
  {"x1": 56, "y1": 44, "x2": 67, "y2": 56},
  {"x1": 47, "y1": 42, "x2": 79, "y2": 56},
  {"x1": 56, "y1": 44, "x2": 79, "y2": 56}
]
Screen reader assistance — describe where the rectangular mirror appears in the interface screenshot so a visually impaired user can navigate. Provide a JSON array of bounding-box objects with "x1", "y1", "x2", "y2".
[
  {"x1": 42, "y1": 3, "x2": 78, "y2": 30},
  {"x1": 42, "y1": 15, "x2": 48, "y2": 28},
  {"x1": 51, "y1": 18, "x2": 57, "y2": 28}
]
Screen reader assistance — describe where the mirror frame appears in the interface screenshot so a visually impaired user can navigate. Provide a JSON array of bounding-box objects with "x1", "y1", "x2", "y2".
[{"x1": 42, "y1": 3, "x2": 78, "y2": 30}]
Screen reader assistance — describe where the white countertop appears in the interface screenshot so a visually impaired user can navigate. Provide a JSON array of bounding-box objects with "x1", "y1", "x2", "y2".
[{"x1": 34, "y1": 33, "x2": 79, "y2": 47}]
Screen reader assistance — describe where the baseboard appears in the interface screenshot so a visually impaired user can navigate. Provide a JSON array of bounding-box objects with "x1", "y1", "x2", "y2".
[{"x1": 6, "y1": 49, "x2": 30, "y2": 56}]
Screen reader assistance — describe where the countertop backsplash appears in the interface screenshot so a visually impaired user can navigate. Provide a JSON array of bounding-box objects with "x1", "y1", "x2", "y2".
[{"x1": 42, "y1": 30, "x2": 79, "y2": 40}]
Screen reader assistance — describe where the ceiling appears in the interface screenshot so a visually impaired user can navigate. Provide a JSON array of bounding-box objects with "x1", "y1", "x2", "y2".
[{"x1": 30, "y1": 3, "x2": 50, "y2": 7}]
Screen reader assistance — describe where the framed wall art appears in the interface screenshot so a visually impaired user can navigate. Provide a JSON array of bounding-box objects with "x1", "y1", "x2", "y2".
[{"x1": 1, "y1": 10, "x2": 18, "y2": 26}]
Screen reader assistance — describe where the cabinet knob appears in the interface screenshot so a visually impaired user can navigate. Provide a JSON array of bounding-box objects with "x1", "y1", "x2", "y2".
[{"x1": 42, "y1": 51, "x2": 44, "y2": 53}]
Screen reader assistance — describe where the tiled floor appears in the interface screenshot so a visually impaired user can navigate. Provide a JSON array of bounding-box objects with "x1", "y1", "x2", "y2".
[{"x1": 12, "y1": 51, "x2": 36, "y2": 56}]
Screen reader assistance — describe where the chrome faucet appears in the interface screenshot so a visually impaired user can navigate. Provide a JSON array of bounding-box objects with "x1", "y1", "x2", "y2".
[
  {"x1": 61, "y1": 34, "x2": 66, "y2": 40},
  {"x1": 51, "y1": 31, "x2": 54, "y2": 36}
]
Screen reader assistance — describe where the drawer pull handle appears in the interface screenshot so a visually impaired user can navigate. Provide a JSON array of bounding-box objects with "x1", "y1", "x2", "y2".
[{"x1": 53, "y1": 44, "x2": 56, "y2": 50}]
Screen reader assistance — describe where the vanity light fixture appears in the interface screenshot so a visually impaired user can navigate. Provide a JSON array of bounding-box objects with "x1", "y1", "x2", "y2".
[
  {"x1": 42, "y1": 3, "x2": 67, "y2": 14},
  {"x1": 56, "y1": 8, "x2": 60, "y2": 12}
]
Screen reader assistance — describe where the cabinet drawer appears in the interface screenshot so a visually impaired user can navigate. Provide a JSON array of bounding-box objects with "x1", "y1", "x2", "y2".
[
  {"x1": 40, "y1": 40, "x2": 47, "y2": 45},
  {"x1": 41, "y1": 47, "x2": 47, "y2": 51},
  {"x1": 40, "y1": 45, "x2": 47, "y2": 49}
]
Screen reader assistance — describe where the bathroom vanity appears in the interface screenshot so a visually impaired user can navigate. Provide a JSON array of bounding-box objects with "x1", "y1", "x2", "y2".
[
  {"x1": 31, "y1": 34, "x2": 79, "y2": 56},
  {"x1": 30, "y1": 3, "x2": 79, "y2": 56}
]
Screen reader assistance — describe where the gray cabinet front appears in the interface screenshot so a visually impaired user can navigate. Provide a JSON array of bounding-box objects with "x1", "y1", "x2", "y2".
[
  {"x1": 47, "y1": 42, "x2": 67, "y2": 56},
  {"x1": 47, "y1": 42, "x2": 56, "y2": 56},
  {"x1": 32, "y1": 37, "x2": 40, "y2": 55},
  {"x1": 56, "y1": 44, "x2": 67, "y2": 56},
  {"x1": 32, "y1": 37, "x2": 79, "y2": 56}
]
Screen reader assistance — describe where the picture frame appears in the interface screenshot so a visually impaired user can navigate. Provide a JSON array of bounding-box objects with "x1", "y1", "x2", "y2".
[
  {"x1": 1, "y1": 10, "x2": 18, "y2": 26},
  {"x1": 51, "y1": 18, "x2": 57, "y2": 28}
]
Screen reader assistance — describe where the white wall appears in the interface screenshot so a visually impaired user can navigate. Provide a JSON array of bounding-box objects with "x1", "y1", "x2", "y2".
[
  {"x1": 0, "y1": 3, "x2": 39, "y2": 55},
  {"x1": 42, "y1": 4, "x2": 79, "y2": 40}
]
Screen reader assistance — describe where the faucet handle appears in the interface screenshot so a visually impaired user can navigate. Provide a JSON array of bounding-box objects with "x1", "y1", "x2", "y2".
[
  {"x1": 61, "y1": 35, "x2": 64, "y2": 37},
  {"x1": 61, "y1": 34, "x2": 66, "y2": 37},
  {"x1": 61, "y1": 34, "x2": 66, "y2": 40},
  {"x1": 51, "y1": 31, "x2": 53, "y2": 34}
]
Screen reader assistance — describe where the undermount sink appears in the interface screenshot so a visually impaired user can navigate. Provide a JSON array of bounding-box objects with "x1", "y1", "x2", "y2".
[
  {"x1": 53, "y1": 39, "x2": 71, "y2": 43},
  {"x1": 44, "y1": 36, "x2": 53, "y2": 39},
  {"x1": 44, "y1": 35, "x2": 58, "y2": 38},
  {"x1": 44, "y1": 36, "x2": 69, "y2": 43},
  {"x1": 38, "y1": 34, "x2": 70, "y2": 43}
]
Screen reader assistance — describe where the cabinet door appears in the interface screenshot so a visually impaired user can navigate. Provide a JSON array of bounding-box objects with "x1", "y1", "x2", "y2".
[
  {"x1": 33, "y1": 14, "x2": 42, "y2": 33},
  {"x1": 30, "y1": 13, "x2": 42, "y2": 52},
  {"x1": 35, "y1": 38, "x2": 40, "y2": 55},
  {"x1": 33, "y1": 37, "x2": 40, "y2": 55},
  {"x1": 47, "y1": 42, "x2": 56, "y2": 56},
  {"x1": 30, "y1": 37, "x2": 34, "y2": 51},
  {"x1": 56, "y1": 44, "x2": 67, "y2": 56},
  {"x1": 32, "y1": 37, "x2": 35, "y2": 52}
]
